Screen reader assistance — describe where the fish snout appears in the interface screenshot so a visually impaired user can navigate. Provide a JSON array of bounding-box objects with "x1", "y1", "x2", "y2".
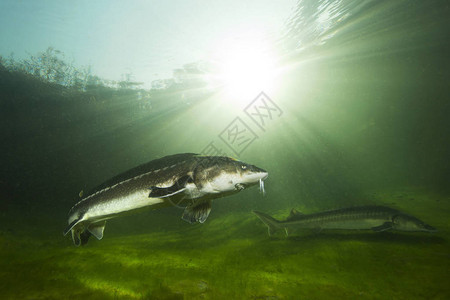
[
  {"x1": 261, "y1": 172, "x2": 269, "y2": 180},
  {"x1": 252, "y1": 165, "x2": 267, "y2": 176},
  {"x1": 248, "y1": 165, "x2": 268, "y2": 181},
  {"x1": 423, "y1": 223, "x2": 438, "y2": 233},
  {"x1": 243, "y1": 170, "x2": 268, "y2": 184}
]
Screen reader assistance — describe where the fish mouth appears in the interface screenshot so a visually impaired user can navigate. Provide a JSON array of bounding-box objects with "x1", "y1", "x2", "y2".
[
  {"x1": 235, "y1": 172, "x2": 267, "y2": 194},
  {"x1": 242, "y1": 171, "x2": 268, "y2": 184},
  {"x1": 254, "y1": 171, "x2": 268, "y2": 195}
]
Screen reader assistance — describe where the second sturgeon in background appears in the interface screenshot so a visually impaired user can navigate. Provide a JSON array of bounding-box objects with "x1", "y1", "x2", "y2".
[{"x1": 253, "y1": 205, "x2": 436, "y2": 236}]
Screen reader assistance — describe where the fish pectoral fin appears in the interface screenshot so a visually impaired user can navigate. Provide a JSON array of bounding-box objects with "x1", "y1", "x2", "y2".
[
  {"x1": 148, "y1": 175, "x2": 192, "y2": 198},
  {"x1": 72, "y1": 230, "x2": 81, "y2": 247},
  {"x1": 371, "y1": 222, "x2": 393, "y2": 232},
  {"x1": 181, "y1": 200, "x2": 212, "y2": 224},
  {"x1": 88, "y1": 221, "x2": 106, "y2": 240},
  {"x1": 149, "y1": 186, "x2": 186, "y2": 198}
]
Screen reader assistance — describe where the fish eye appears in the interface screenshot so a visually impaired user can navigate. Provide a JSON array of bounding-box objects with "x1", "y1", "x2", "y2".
[{"x1": 241, "y1": 165, "x2": 247, "y2": 170}]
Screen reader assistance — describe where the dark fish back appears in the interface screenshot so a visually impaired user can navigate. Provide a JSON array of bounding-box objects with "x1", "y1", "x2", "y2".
[
  {"x1": 287, "y1": 206, "x2": 400, "y2": 223},
  {"x1": 86, "y1": 153, "x2": 198, "y2": 196}
]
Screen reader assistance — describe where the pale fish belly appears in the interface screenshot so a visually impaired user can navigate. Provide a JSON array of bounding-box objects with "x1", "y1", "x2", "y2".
[{"x1": 84, "y1": 190, "x2": 164, "y2": 221}]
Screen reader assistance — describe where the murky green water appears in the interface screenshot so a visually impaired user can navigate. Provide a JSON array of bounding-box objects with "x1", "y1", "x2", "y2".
[{"x1": 1, "y1": 0, "x2": 449, "y2": 299}]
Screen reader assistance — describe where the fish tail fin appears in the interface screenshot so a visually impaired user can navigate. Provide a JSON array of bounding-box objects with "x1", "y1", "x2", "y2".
[
  {"x1": 71, "y1": 228, "x2": 92, "y2": 247},
  {"x1": 252, "y1": 211, "x2": 282, "y2": 236},
  {"x1": 63, "y1": 218, "x2": 93, "y2": 247}
]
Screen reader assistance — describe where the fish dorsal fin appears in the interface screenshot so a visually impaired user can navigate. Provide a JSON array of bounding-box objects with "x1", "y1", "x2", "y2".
[
  {"x1": 148, "y1": 175, "x2": 192, "y2": 198},
  {"x1": 88, "y1": 221, "x2": 106, "y2": 240},
  {"x1": 286, "y1": 208, "x2": 303, "y2": 221},
  {"x1": 182, "y1": 200, "x2": 212, "y2": 224}
]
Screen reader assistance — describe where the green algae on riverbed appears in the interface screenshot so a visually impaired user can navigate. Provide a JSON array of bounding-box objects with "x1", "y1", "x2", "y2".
[{"x1": 1, "y1": 188, "x2": 448, "y2": 299}]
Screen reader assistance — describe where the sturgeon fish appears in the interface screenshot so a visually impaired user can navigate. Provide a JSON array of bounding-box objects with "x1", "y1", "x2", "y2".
[
  {"x1": 64, "y1": 153, "x2": 268, "y2": 246},
  {"x1": 253, "y1": 205, "x2": 436, "y2": 236}
]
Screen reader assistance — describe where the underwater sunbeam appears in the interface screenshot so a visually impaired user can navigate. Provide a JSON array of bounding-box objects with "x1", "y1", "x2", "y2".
[{"x1": 210, "y1": 32, "x2": 279, "y2": 103}]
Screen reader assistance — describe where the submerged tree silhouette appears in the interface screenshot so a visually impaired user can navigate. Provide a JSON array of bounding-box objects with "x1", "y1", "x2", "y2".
[
  {"x1": 0, "y1": 46, "x2": 214, "y2": 107},
  {"x1": 0, "y1": 47, "x2": 144, "y2": 92}
]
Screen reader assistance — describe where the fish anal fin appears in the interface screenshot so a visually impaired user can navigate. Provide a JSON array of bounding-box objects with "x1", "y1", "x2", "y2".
[
  {"x1": 72, "y1": 230, "x2": 81, "y2": 247},
  {"x1": 182, "y1": 200, "x2": 212, "y2": 224},
  {"x1": 149, "y1": 175, "x2": 192, "y2": 198},
  {"x1": 372, "y1": 222, "x2": 393, "y2": 232},
  {"x1": 88, "y1": 221, "x2": 106, "y2": 240}
]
